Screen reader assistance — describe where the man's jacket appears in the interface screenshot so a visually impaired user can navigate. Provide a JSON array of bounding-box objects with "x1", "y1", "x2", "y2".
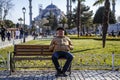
[{"x1": 49, "y1": 36, "x2": 73, "y2": 52}]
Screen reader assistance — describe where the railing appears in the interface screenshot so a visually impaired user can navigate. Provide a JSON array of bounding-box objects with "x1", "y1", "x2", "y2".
[
  {"x1": 0, "y1": 55, "x2": 7, "y2": 69},
  {"x1": 73, "y1": 52, "x2": 120, "y2": 70},
  {"x1": 0, "y1": 36, "x2": 34, "y2": 71},
  {"x1": 0, "y1": 52, "x2": 120, "y2": 71}
]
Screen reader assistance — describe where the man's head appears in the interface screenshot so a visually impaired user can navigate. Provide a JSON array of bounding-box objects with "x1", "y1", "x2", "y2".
[
  {"x1": 56, "y1": 27, "x2": 65, "y2": 31},
  {"x1": 56, "y1": 27, "x2": 65, "y2": 37}
]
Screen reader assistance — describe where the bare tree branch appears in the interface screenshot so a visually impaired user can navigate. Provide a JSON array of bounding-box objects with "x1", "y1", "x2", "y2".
[{"x1": 0, "y1": 0, "x2": 14, "y2": 20}]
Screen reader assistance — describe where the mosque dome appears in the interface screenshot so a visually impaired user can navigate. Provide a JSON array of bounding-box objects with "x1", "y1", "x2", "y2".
[
  {"x1": 41, "y1": 3, "x2": 61, "y2": 18},
  {"x1": 46, "y1": 3, "x2": 58, "y2": 9},
  {"x1": 34, "y1": 3, "x2": 65, "y2": 21}
]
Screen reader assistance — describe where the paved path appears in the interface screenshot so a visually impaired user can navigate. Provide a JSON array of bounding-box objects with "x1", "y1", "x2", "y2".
[
  {"x1": 0, "y1": 36, "x2": 33, "y2": 49},
  {"x1": 0, "y1": 70, "x2": 120, "y2": 80},
  {"x1": 0, "y1": 35, "x2": 53, "y2": 49}
]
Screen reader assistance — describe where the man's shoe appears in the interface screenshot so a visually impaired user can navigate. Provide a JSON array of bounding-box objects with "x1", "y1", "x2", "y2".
[
  {"x1": 62, "y1": 72, "x2": 68, "y2": 77},
  {"x1": 55, "y1": 71, "x2": 62, "y2": 77}
]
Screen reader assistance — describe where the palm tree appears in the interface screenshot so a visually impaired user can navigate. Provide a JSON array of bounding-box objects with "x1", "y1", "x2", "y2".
[
  {"x1": 93, "y1": 0, "x2": 115, "y2": 48},
  {"x1": 18, "y1": 17, "x2": 23, "y2": 28},
  {"x1": 102, "y1": 0, "x2": 110, "y2": 48},
  {"x1": 93, "y1": 0, "x2": 116, "y2": 14},
  {"x1": 59, "y1": 17, "x2": 67, "y2": 28},
  {"x1": 72, "y1": 0, "x2": 85, "y2": 37}
]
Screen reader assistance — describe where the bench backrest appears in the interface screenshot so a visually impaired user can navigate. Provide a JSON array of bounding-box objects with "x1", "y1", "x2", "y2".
[{"x1": 14, "y1": 45, "x2": 53, "y2": 56}]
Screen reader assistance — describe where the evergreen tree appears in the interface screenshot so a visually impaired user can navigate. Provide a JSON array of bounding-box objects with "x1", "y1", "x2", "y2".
[{"x1": 93, "y1": 6, "x2": 116, "y2": 24}]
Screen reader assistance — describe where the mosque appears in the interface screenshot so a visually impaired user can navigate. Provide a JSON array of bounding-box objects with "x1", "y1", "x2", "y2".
[
  {"x1": 32, "y1": 1, "x2": 72, "y2": 35},
  {"x1": 33, "y1": 3, "x2": 68, "y2": 35},
  {"x1": 34, "y1": 3, "x2": 66, "y2": 24}
]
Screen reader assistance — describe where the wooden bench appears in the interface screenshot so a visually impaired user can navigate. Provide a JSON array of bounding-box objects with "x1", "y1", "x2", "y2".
[{"x1": 10, "y1": 44, "x2": 71, "y2": 74}]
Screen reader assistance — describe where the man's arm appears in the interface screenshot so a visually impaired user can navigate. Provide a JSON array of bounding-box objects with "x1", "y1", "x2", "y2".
[
  {"x1": 49, "y1": 39, "x2": 55, "y2": 51},
  {"x1": 67, "y1": 37, "x2": 73, "y2": 50},
  {"x1": 68, "y1": 40, "x2": 73, "y2": 50}
]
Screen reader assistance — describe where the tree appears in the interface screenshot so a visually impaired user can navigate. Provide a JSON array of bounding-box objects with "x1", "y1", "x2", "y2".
[
  {"x1": 46, "y1": 11, "x2": 58, "y2": 30},
  {"x1": 72, "y1": 3, "x2": 93, "y2": 34},
  {"x1": 59, "y1": 17, "x2": 67, "y2": 28},
  {"x1": 93, "y1": 0, "x2": 116, "y2": 48},
  {"x1": 18, "y1": 17, "x2": 23, "y2": 28},
  {"x1": 80, "y1": 4, "x2": 93, "y2": 34},
  {"x1": 93, "y1": 0, "x2": 116, "y2": 15},
  {"x1": 16, "y1": 23, "x2": 19, "y2": 28},
  {"x1": 52, "y1": 15, "x2": 58, "y2": 30},
  {"x1": 67, "y1": 13, "x2": 72, "y2": 29},
  {"x1": 0, "y1": 0, "x2": 4, "y2": 20},
  {"x1": 93, "y1": 6, "x2": 116, "y2": 24},
  {"x1": 4, "y1": 19, "x2": 14, "y2": 28},
  {"x1": 0, "y1": 20, "x2": 4, "y2": 26},
  {"x1": 72, "y1": 0, "x2": 85, "y2": 37},
  {"x1": 0, "y1": 0, "x2": 14, "y2": 20}
]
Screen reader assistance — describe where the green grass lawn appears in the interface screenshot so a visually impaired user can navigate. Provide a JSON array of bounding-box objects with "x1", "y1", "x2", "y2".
[
  {"x1": 0, "y1": 38, "x2": 120, "y2": 70},
  {"x1": 24, "y1": 39, "x2": 120, "y2": 54}
]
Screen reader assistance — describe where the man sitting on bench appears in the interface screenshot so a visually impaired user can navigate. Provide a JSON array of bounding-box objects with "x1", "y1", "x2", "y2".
[{"x1": 49, "y1": 27, "x2": 74, "y2": 76}]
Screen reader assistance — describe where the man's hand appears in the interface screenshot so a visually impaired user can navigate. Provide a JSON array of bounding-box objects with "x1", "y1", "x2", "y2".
[{"x1": 68, "y1": 45, "x2": 73, "y2": 50}]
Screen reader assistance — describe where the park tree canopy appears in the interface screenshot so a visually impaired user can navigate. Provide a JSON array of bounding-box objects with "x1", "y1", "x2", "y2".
[
  {"x1": 93, "y1": 6, "x2": 116, "y2": 24},
  {"x1": 4, "y1": 20, "x2": 15, "y2": 28}
]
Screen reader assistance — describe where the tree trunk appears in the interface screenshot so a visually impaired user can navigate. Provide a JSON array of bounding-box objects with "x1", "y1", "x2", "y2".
[
  {"x1": 102, "y1": 0, "x2": 110, "y2": 48},
  {"x1": 63, "y1": 23, "x2": 65, "y2": 28},
  {"x1": 77, "y1": 1, "x2": 81, "y2": 37}
]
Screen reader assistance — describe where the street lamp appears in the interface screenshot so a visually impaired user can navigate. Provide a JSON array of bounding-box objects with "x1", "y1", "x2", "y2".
[{"x1": 22, "y1": 7, "x2": 26, "y2": 43}]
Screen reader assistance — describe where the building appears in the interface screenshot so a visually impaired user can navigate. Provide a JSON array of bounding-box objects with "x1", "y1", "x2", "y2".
[
  {"x1": 34, "y1": 3, "x2": 65, "y2": 23},
  {"x1": 33, "y1": 3, "x2": 66, "y2": 35},
  {"x1": 98, "y1": 23, "x2": 120, "y2": 36},
  {"x1": 108, "y1": 23, "x2": 120, "y2": 35}
]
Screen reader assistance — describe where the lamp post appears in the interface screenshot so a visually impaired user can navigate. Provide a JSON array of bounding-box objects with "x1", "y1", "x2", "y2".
[{"x1": 22, "y1": 7, "x2": 26, "y2": 43}]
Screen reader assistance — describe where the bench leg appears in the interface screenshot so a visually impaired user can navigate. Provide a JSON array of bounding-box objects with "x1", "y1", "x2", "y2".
[
  {"x1": 10, "y1": 54, "x2": 15, "y2": 72},
  {"x1": 68, "y1": 62, "x2": 71, "y2": 75}
]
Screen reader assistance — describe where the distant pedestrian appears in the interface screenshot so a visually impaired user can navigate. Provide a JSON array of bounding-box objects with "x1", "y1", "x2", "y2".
[
  {"x1": 7, "y1": 30, "x2": 11, "y2": 41},
  {"x1": 15, "y1": 29, "x2": 20, "y2": 39},
  {"x1": 20, "y1": 28, "x2": 24, "y2": 39},
  {"x1": 118, "y1": 31, "x2": 120, "y2": 37},
  {"x1": 111, "y1": 30, "x2": 115, "y2": 37},
  {"x1": 0, "y1": 25, "x2": 6, "y2": 41},
  {"x1": 33, "y1": 31, "x2": 38, "y2": 40}
]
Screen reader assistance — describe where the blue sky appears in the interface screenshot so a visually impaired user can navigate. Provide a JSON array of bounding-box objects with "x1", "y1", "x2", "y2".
[{"x1": 7, "y1": 0, "x2": 120, "y2": 25}]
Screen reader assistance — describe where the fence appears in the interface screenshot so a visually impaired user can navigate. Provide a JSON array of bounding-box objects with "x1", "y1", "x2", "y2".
[
  {"x1": 0, "y1": 36, "x2": 34, "y2": 70},
  {"x1": 0, "y1": 55, "x2": 7, "y2": 69},
  {"x1": 0, "y1": 52, "x2": 120, "y2": 71},
  {"x1": 73, "y1": 52, "x2": 120, "y2": 70}
]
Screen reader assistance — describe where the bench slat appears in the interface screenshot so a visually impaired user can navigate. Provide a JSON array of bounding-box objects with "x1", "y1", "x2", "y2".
[
  {"x1": 15, "y1": 49, "x2": 50, "y2": 52},
  {"x1": 15, "y1": 45, "x2": 49, "y2": 48},
  {"x1": 14, "y1": 57, "x2": 66, "y2": 60},
  {"x1": 13, "y1": 45, "x2": 52, "y2": 56},
  {"x1": 14, "y1": 57, "x2": 52, "y2": 60},
  {"x1": 14, "y1": 54, "x2": 53, "y2": 56}
]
